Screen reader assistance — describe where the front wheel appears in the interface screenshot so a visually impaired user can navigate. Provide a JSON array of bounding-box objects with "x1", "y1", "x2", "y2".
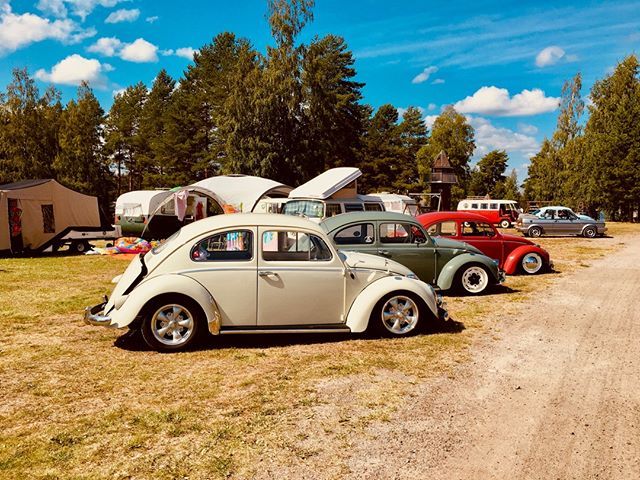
[
  {"x1": 456, "y1": 264, "x2": 490, "y2": 295},
  {"x1": 520, "y1": 252, "x2": 543, "y2": 274},
  {"x1": 372, "y1": 292, "x2": 424, "y2": 337},
  {"x1": 583, "y1": 226, "x2": 597, "y2": 238},
  {"x1": 141, "y1": 296, "x2": 203, "y2": 352},
  {"x1": 499, "y1": 219, "x2": 511, "y2": 229}
]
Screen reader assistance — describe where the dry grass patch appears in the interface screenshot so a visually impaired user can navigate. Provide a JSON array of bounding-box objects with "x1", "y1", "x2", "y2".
[{"x1": 1, "y1": 222, "x2": 638, "y2": 479}]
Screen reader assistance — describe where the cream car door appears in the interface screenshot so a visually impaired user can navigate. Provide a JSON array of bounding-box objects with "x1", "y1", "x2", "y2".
[
  {"x1": 257, "y1": 228, "x2": 346, "y2": 326},
  {"x1": 183, "y1": 228, "x2": 257, "y2": 327}
]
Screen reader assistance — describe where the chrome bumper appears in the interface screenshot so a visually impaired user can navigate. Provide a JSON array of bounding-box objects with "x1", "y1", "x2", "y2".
[
  {"x1": 436, "y1": 294, "x2": 449, "y2": 321},
  {"x1": 84, "y1": 301, "x2": 112, "y2": 327},
  {"x1": 498, "y1": 270, "x2": 506, "y2": 283}
]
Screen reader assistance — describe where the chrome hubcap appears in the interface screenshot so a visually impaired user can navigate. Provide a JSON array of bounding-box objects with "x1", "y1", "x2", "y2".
[
  {"x1": 151, "y1": 304, "x2": 194, "y2": 346},
  {"x1": 461, "y1": 266, "x2": 489, "y2": 293},
  {"x1": 522, "y1": 253, "x2": 542, "y2": 274},
  {"x1": 381, "y1": 296, "x2": 419, "y2": 335}
]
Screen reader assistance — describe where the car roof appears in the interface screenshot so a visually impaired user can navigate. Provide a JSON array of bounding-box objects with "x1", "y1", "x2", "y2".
[
  {"x1": 539, "y1": 205, "x2": 572, "y2": 210},
  {"x1": 417, "y1": 211, "x2": 491, "y2": 225},
  {"x1": 178, "y1": 213, "x2": 324, "y2": 238},
  {"x1": 320, "y1": 211, "x2": 417, "y2": 232}
]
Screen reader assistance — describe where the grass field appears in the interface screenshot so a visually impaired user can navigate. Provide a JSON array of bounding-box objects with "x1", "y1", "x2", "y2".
[{"x1": 0, "y1": 223, "x2": 637, "y2": 479}]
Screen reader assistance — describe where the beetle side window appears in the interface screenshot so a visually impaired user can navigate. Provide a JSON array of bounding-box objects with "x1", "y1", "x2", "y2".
[
  {"x1": 262, "y1": 231, "x2": 332, "y2": 261},
  {"x1": 191, "y1": 230, "x2": 253, "y2": 261},
  {"x1": 461, "y1": 222, "x2": 496, "y2": 237},
  {"x1": 379, "y1": 223, "x2": 412, "y2": 244},
  {"x1": 427, "y1": 221, "x2": 456, "y2": 237},
  {"x1": 334, "y1": 223, "x2": 375, "y2": 245}
]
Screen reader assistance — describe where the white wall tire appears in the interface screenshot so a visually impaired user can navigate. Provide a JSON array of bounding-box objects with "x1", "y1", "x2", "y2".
[
  {"x1": 500, "y1": 219, "x2": 511, "y2": 229},
  {"x1": 520, "y1": 252, "x2": 543, "y2": 275}
]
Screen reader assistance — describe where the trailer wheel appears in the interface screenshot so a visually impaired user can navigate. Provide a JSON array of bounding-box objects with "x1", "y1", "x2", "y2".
[{"x1": 71, "y1": 241, "x2": 91, "y2": 254}]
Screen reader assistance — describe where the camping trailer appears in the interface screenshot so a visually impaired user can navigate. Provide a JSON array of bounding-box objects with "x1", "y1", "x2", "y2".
[
  {"x1": 115, "y1": 190, "x2": 173, "y2": 237},
  {"x1": 282, "y1": 168, "x2": 385, "y2": 221},
  {"x1": 369, "y1": 193, "x2": 419, "y2": 216},
  {"x1": 0, "y1": 179, "x2": 120, "y2": 254}
]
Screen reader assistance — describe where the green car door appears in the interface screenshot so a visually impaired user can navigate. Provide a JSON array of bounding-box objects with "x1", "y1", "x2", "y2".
[{"x1": 376, "y1": 221, "x2": 438, "y2": 283}]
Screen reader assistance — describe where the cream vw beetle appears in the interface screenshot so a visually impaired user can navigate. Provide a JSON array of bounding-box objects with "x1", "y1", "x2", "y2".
[{"x1": 85, "y1": 214, "x2": 448, "y2": 352}]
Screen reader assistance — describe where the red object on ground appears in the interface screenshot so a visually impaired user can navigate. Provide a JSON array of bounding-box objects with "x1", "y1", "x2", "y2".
[{"x1": 417, "y1": 211, "x2": 551, "y2": 275}]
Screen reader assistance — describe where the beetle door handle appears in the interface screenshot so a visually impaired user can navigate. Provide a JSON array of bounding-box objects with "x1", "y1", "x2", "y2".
[
  {"x1": 259, "y1": 271, "x2": 278, "y2": 277},
  {"x1": 378, "y1": 249, "x2": 391, "y2": 256}
]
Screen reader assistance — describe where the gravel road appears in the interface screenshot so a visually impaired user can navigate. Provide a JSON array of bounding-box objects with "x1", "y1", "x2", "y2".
[{"x1": 347, "y1": 235, "x2": 640, "y2": 479}]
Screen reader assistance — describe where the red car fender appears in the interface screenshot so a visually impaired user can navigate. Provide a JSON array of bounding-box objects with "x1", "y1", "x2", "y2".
[{"x1": 503, "y1": 244, "x2": 550, "y2": 274}]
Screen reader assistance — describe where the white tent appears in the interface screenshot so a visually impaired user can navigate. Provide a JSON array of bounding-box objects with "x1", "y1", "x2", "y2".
[
  {"x1": 193, "y1": 174, "x2": 292, "y2": 213},
  {"x1": 115, "y1": 190, "x2": 173, "y2": 218}
]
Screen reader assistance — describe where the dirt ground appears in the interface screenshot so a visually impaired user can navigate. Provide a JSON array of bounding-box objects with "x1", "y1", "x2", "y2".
[{"x1": 341, "y1": 234, "x2": 640, "y2": 479}]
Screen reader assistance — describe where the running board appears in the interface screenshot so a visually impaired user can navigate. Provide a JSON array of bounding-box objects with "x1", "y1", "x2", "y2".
[{"x1": 219, "y1": 327, "x2": 351, "y2": 335}]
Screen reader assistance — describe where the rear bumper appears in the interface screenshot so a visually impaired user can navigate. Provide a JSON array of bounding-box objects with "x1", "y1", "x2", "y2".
[
  {"x1": 498, "y1": 270, "x2": 506, "y2": 283},
  {"x1": 83, "y1": 301, "x2": 113, "y2": 327}
]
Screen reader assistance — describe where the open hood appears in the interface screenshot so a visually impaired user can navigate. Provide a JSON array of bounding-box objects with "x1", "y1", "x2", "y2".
[{"x1": 289, "y1": 167, "x2": 361, "y2": 200}]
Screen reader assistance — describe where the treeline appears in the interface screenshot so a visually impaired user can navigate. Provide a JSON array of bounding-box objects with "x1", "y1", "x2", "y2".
[
  {"x1": 525, "y1": 55, "x2": 640, "y2": 220},
  {"x1": 0, "y1": 0, "x2": 485, "y2": 214}
]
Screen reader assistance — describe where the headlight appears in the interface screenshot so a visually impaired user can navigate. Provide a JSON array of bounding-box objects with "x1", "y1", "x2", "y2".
[{"x1": 406, "y1": 273, "x2": 419, "y2": 280}]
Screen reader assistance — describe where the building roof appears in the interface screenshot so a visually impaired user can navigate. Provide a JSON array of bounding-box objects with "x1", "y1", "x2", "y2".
[{"x1": 432, "y1": 151, "x2": 453, "y2": 169}]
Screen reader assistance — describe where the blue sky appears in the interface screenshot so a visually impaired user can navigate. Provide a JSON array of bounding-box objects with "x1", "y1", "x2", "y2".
[{"x1": 1, "y1": 0, "x2": 639, "y2": 179}]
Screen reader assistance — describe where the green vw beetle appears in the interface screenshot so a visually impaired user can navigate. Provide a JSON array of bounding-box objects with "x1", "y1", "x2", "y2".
[{"x1": 320, "y1": 212, "x2": 505, "y2": 295}]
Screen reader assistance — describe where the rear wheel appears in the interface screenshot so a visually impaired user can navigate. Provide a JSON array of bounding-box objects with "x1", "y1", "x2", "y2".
[
  {"x1": 520, "y1": 252, "x2": 543, "y2": 274},
  {"x1": 499, "y1": 219, "x2": 511, "y2": 229},
  {"x1": 456, "y1": 264, "x2": 490, "y2": 295},
  {"x1": 371, "y1": 292, "x2": 424, "y2": 337},
  {"x1": 583, "y1": 226, "x2": 597, "y2": 238},
  {"x1": 141, "y1": 295, "x2": 203, "y2": 352},
  {"x1": 528, "y1": 226, "x2": 543, "y2": 238},
  {"x1": 71, "y1": 240, "x2": 91, "y2": 253}
]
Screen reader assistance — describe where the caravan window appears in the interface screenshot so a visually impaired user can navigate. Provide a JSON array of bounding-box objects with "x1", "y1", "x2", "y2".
[
  {"x1": 365, "y1": 203, "x2": 383, "y2": 212},
  {"x1": 325, "y1": 204, "x2": 342, "y2": 217},
  {"x1": 344, "y1": 203, "x2": 364, "y2": 212}
]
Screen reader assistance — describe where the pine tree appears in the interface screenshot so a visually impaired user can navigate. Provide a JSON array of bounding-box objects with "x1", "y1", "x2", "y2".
[
  {"x1": 54, "y1": 82, "x2": 109, "y2": 208},
  {"x1": 396, "y1": 107, "x2": 428, "y2": 192}
]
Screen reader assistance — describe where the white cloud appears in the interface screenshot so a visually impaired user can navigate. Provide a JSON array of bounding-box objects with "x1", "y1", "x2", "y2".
[
  {"x1": 87, "y1": 36, "x2": 122, "y2": 56},
  {"x1": 120, "y1": 38, "x2": 158, "y2": 62},
  {"x1": 145, "y1": 15, "x2": 158, "y2": 23},
  {"x1": 517, "y1": 122, "x2": 538, "y2": 135},
  {"x1": 88, "y1": 36, "x2": 159, "y2": 63},
  {"x1": 427, "y1": 103, "x2": 437, "y2": 111},
  {"x1": 454, "y1": 86, "x2": 559, "y2": 116},
  {"x1": 161, "y1": 46, "x2": 195, "y2": 60},
  {"x1": 34, "y1": 53, "x2": 108, "y2": 86},
  {"x1": 112, "y1": 87, "x2": 126, "y2": 97},
  {"x1": 431, "y1": 78, "x2": 445, "y2": 85},
  {"x1": 0, "y1": 3, "x2": 94, "y2": 55},
  {"x1": 105, "y1": 8, "x2": 139, "y2": 23},
  {"x1": 424, "y1": 115, "x2": 438, "y2": 129},
  {"x1": 467, "y1": 116, "x2": 539, "y2": 159},
  {"x1": 37, "y1": 0, "x2": 129, "y2": 21},
  {"x1": 535, "y1": 46, "x2": 565, "y2": 67},
  {"x1": 411, "y1": 66, "x2": 438, "y2": 84}
]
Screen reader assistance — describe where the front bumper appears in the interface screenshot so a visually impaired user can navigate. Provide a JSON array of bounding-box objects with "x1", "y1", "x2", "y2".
[{"x1": 84, "y1": 301, "x2": 112, "y2": 327}]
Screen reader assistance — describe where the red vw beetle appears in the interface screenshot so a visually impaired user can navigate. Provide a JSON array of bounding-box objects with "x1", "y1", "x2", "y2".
[{"x1": 417, "y1": 211, "x2": 552, "y2": 275}]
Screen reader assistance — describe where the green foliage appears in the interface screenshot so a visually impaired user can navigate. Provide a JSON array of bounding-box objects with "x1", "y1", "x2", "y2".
[{"x1": 468, "y1": 149, "x2": 508, "y2": 197}]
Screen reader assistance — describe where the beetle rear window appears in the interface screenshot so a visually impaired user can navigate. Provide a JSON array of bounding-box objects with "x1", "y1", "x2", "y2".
[
  {"x1": 262, "y1": 231, "x2": 332, "y2": 261},
  {"x1": 191, "y1": 230, "x2": 253, "y2": 261}
]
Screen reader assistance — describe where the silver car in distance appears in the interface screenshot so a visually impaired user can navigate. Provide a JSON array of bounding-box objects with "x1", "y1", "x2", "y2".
[
  {"x1": 84, "y1": 214, "x2": 448, "y2": 352},
  {"x1": 516, "y1": 206, "x2": 607, "y2": 238}
]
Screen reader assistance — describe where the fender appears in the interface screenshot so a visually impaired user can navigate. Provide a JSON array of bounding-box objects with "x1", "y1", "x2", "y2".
[
  {"x1": 106, "y1": 273, "x2": 222, "y2": 334},
  {"x1": 345, "y1": 275, "x2": 438, "y2": 333},
  {"x1": 437, "y1": 253, "x2": 500, "y2": 290},
  {"x1": 580, "y1": 223, "x2": 598, "y2": 235},
  {"x1": 503, "y1": 245, "x2": 550, "y2": 274}
]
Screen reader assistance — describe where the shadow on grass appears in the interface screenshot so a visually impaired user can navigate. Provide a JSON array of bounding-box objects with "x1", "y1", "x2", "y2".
[
  {"x1": 444, "y1": 284, "x2": 520, "y2": 298},
  {"x1": 114, "y1": 317, "x2": 466, "y2": 352}
]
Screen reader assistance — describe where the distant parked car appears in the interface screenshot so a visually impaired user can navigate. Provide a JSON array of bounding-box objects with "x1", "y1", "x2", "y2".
[
  {"x1": 516, "y1": 206, "x2": 607, "y2": 238},
  {"x1": 320, "y1": 212, "x2": 505, "y2": 295},
  {"x1": 85, "y1": 214, "x2": 447, "y2": 352},
  {"x1": 418, "y1": 211, "x2": 552, "y2": 275}
]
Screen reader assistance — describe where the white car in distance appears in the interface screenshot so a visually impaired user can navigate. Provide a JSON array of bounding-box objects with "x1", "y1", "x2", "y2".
[{"x1": 84, "y1": 214, "x2": 448, "y2": 352}]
